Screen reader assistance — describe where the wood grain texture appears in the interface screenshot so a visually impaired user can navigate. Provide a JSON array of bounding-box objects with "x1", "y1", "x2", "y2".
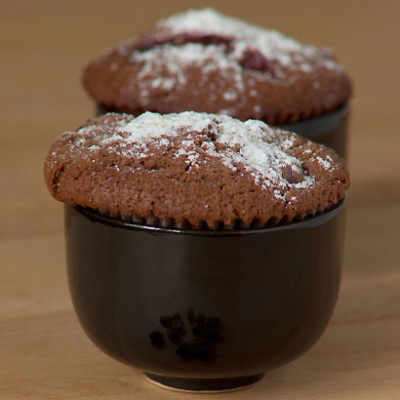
[{"x1": 1, "y1": 0, "x2": 399, "y2": 398}]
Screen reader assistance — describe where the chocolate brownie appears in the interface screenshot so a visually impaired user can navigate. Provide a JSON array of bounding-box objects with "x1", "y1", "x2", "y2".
[
  {"x1": 83, "y1": 9, "x2": 352, "y2": 124},
  {"x1": 44, "y1": 112, "x2": 349, "y2": 229}
]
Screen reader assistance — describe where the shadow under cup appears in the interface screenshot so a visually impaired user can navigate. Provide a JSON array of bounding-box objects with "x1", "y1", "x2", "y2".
[{"x1": 65, "y1": 200, "x2": 346, "y2": 392}]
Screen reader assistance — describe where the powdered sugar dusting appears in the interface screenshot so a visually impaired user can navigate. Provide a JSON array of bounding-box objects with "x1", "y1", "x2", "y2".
[
  {"x1": 128, "y1": 9, "x2": 340, "y2": 106},
  {"x1": 98, "y1": 112, "x2": 318, "y2": 197},
  {"x1": 159, "y1": 8, "x2": 338, "y2": 74},
  {"x1": 113, "y1": 112, "x2": 213, "y2": 142},
  {"x1": 162, "y1": 8, "x2": 309, "y2": 67},
  {"x1": 317, "y1": 155, "x2": 332, "y2": 170},
  {"x1": 133, "y1": 43, "x2": 244, "y2": 105}
]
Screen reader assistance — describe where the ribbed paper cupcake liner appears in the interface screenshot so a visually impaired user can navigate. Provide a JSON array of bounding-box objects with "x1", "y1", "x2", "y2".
[{"x1": 95, "y1": 200, "x2": 341, "y2": 231}]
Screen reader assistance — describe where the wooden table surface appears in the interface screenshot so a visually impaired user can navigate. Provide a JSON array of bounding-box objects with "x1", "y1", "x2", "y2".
[{"x1": 1, "y1": 1, "x2": 399, "y2": 398}]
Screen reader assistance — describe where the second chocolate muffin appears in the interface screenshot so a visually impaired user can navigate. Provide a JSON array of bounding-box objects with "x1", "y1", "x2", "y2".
[
  {"x1": 83, "y1": 8, "x2": 352, "y2": 125},
  {"x1": 44, "y1": 111, "x2": 349, "y2": 230}
]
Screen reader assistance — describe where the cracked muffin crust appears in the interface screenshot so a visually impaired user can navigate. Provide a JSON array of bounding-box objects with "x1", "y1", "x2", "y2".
[
  {"x1": 44, "y1": 111, "x2": 349, "y2": 230},
  {"x1": 83, "y1": 8, "x2": 352, "y2": 124}
]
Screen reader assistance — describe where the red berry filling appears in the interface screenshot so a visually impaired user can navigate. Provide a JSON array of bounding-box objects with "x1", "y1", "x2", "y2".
[
  {"x1": 134, "y1": 33, "x2": 272, "y2": 73},
  {"x1": 239, "y1": 48, "x2": 271, "y2": 72},
  {"x1": 134, "y1": 33, "x2": 233, "y2": 52}
]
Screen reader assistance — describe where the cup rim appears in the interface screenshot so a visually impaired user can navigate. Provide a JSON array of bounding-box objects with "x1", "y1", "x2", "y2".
[
  {"x1": 276, "y1": 103, "x2": 349, "y2": 137},
  {"x1": 69, "y1": 196, "x2": 346, "y2": 237}
]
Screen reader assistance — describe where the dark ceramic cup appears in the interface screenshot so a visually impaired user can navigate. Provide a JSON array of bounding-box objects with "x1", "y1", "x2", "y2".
[
  {"x1": 96, "y1": 105, "x2": 349, "y2": 158},
  {"x1": 65, "y1": 199, "x2": 346, "y2": 392}
]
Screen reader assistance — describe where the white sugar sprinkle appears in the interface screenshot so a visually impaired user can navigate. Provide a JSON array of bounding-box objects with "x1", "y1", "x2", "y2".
[
  {"x1": 317, "y1": 156, "x2": 332, "y2": 170},
  {"x1": 159, "y1": 8, "x2": 326, "y2": 68},
  {"x1": 223, "y1": 90, "x2": 238, "y2": 101},
  {"x1": 127, "y1": 9, "x2": 339, "y2": 106},
  {"x1": 98, "y1": 112, "x2": 317, "y2": 196},
  {"x1": 133, "y1": 43, "x2": 244, "y2": 103}
]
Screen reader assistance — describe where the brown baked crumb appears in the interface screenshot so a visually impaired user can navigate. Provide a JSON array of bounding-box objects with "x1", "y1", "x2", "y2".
[
  {"x1": 83, "y1": 9, "x2": 352, "y2": 124},
  {"x1": 44, "y1": 112, "x2": 349, "y2": 229}
]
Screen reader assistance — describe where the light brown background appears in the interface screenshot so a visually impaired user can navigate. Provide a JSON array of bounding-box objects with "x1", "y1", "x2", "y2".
[{"x1": 1, "y1": 0, "x2": 399, "y2": 399}]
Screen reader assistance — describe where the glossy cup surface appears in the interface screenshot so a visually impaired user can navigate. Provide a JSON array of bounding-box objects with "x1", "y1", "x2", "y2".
[{"x1": 64, "y1": 201, "x2": 345, "y2": 391}]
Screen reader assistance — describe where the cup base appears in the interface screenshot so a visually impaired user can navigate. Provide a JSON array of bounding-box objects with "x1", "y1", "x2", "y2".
[{"x1": 144, "y1": 373, "x2": 264, "y2": 393}]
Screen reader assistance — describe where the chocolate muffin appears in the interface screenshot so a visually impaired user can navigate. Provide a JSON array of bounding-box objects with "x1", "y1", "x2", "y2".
[
  {"x1": 44, "y1": 111, "x2": 349, "y2": 230},
  {"x1": 82, "y1": 8, "x2": 352, "y2": 125}
]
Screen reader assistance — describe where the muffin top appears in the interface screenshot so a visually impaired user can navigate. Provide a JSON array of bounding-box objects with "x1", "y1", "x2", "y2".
[
  {"x1": 83, "y1": 8, "x2": 352, "y2": 124},
  {"x1": 44, "y1": 112, "x2": 349, "y2": 229}
]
